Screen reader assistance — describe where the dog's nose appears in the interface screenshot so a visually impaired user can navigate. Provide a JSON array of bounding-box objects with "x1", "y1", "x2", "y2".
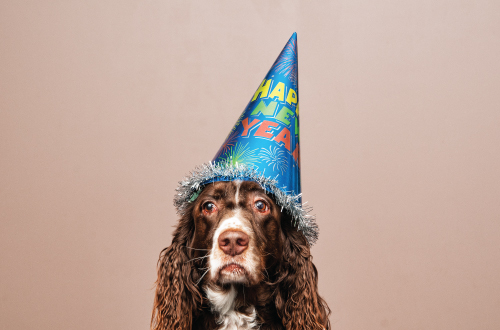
[{"x1": 218, "y1": 230, "x2": 249, "y2": 256}]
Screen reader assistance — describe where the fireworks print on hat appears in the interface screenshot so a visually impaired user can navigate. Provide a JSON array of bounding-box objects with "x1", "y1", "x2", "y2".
[
  {"x1": 259, "y1": 146, "x2": 288, "y2": 175},
  {"x1": 270, "y1": 35, "x2": 298, "y2": 88}
]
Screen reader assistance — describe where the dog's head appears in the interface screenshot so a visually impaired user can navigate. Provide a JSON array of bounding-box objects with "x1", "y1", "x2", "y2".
[
  {"x1": 151, "y1": 181, "x2": 330, "y2": 330},
  {"x1": 191, "y1": 180, "x2": 283, "y2": 287}
]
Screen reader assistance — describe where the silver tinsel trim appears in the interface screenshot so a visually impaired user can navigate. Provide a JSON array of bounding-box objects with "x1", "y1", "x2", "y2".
[{"x1": 174, "y1": 162, "x2": 318, "y2": 245}]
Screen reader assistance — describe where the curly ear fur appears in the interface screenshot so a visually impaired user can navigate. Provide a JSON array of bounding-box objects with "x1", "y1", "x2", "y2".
[
  {"x1": 275, "y1": 217, "x2": 331, "y2": 330},
  {"x1": 151, "y1": 212, "x2": 202, "y2": 330}
]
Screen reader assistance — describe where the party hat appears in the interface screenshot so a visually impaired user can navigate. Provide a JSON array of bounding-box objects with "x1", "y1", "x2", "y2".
[{"x1": 174, "y1": 33, "x2": 318, "y2": 244}]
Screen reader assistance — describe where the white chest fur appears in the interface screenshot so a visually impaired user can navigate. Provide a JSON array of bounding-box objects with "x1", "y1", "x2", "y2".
[{"x1": 205, "y1": 285, "x2": 259, "y2": 330}]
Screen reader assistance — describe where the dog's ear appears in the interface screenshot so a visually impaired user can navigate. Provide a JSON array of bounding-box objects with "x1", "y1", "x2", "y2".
[
  {"x1": 151, "y1": 211, "x2": 202, "y2": 330},
  {"x1": 274, "y1": 216, "x2": 331, "y2": 330}
]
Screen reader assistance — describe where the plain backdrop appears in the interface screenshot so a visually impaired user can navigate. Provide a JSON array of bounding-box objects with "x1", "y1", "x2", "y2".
[{"x1": 1, "y1": 1, "x2": 500, "y2": 329}]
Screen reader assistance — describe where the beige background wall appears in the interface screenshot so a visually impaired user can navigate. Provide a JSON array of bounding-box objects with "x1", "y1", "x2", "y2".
[{"x1": 1, "y1": 1, "x2": 499, "y2": 329}]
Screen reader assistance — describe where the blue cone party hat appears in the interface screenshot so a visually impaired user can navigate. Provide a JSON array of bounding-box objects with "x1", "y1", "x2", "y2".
[{"x1": 175, "y1": 33, "x2": 318, "y2": 244}]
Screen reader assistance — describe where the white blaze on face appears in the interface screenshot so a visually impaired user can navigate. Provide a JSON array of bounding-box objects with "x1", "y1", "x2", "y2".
[
  {"x1": 234, "y1": 180, "x2": 241, "y2": 204},
  {"x1": 208, "y1": 182, "x2": 260, "y2": 283}
]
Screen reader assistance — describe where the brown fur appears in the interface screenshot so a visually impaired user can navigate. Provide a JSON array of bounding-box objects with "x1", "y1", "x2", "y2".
[{"x1": 152, "y1": 181, "x2": 330, "y2": 330}]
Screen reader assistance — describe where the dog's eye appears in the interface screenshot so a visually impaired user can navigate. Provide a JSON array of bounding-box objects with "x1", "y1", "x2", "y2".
[
  {"x1": 254, "y1": 200, "x2": 269, "y2": 213},
  {"x1": 202, "y1": 202, "x2": 217, "y2": 215}
]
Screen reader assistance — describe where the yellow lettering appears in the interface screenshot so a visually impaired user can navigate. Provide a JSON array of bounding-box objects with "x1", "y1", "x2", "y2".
[
  {"x1": 251, "y1": 79, "x2": 272, "y2": 101},
  {"x1": 268, "y1": 82, "x2": 285, "y2": 101},
  {"x1": 286, "y1": 88, "x2": 297, "y2": 105}
]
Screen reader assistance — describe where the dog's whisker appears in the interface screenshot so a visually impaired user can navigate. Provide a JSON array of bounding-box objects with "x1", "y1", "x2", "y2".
[
  {"x1": 242, "y1": 285, "x2": 246, "y2": 306},
  {"x1": 262, "y1": 267, "x2": 270, "y2": 280},
  {"x1": 261, "y1": 251, "x2": 273, "y2": 257},
  {"x1": 196, "y1": 268, "x2": 210, "y2": 286},
  {"x1": 185, "y1": 255, "x2": 209, "y2": 263},
  {"x1": 184, "y1": 246, "x2": 210, "y2": 251}
]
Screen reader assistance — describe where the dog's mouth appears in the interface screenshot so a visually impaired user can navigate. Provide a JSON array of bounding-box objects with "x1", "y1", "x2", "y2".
[
  {"x1": 218, "y1": 262, "x2": 248, "y2": 281},
  {"x1": 221, "y1": 262, "x2": 245, "y2": 273}
]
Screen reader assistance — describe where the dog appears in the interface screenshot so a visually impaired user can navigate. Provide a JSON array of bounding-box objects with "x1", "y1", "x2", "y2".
[{"x1": 151, "y1": 180, "x2": 330, "y2": 330}]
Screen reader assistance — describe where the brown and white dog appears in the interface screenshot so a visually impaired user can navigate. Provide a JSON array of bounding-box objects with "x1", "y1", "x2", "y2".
[{"x1": 151, "y1": 180, "x2": 330, "y2": 330}]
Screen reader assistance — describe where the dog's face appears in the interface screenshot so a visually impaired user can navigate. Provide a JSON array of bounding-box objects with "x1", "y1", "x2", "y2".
[
  {"x1": 152, "y1": 179, "x2": 331, "y2": 330},
  {"x1": 189, "y1": 180, "x2": 283, "y2": 287}
]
